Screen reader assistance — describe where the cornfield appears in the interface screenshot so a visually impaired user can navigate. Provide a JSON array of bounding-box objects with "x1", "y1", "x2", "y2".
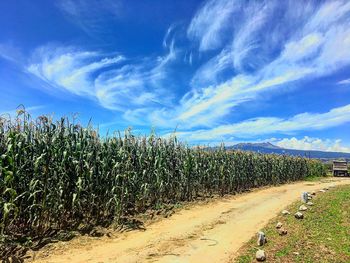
[{"x1": 0, "y1": 110, "x2": 327, "y2": 256}]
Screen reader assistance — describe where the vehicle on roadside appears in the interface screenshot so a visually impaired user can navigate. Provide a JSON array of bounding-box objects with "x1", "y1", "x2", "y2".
[{"x1": 333, "y1": 161, "x2": 349, "y2": 177}]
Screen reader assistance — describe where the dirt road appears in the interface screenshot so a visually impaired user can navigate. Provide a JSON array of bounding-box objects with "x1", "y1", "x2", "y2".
[{"x1": 30, "y1": 178, "x2": 350, "y2": 263}]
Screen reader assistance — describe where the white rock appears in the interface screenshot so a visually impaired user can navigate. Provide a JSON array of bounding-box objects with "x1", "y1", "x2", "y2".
[
  {"x1": 276, "y1": 222, "x2": 283, "y2": 229},
  {"x1": 278, "y1": 228, "x2": 288, "y2": 236},
  {"x1": 306, "y1": 201, "x2": 314, "y2": 206},
  {"x1": 301, "y1": 192, "x2": 309, "y2": 203},
  {"x1": 257, "y1": 231, "x2": 267, "y2": 246},
  {"x1": 319, "y1": 189, "x2": 326, "y2": 193},
  {"x1": 282, "y1": 210, "x2": 291, "y2": 215},
  {"x1": 299, "y1": 205, "x2": 308, "y2": 211},
  {"x1": 256, "y1": 249, "x2": 266, "y2": 262},
  {"x1": 295, "y1": 212, "x2": 304, "y2": 219}
]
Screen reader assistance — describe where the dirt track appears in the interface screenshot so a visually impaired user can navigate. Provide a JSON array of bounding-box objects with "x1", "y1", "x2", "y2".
[{"x1": 30, "y1": 178, "x2": 350, "y2": 263}]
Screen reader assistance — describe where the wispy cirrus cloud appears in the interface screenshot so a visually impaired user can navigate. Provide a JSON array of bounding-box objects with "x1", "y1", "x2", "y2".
[
  {"x1": 187, "y1": 0, "x2": 235, "y2": 51},
  {"x1": 338, "y1": 78, "x2": 350, "y2": 85},
  {"x1": 56, "y1": 0, "x2": 122, "y2": 34},
  {"x1": 191, "y1": 48, "x2": 232, "y2": 87},
  {"x1": 27, "y1": 43, "x2": 177, "y2": 111},
  {"x1": 0, "y1": 42, "x2": 24, "y2": 64},
  {"x1": 169, "y1": 104, "x2": 350, "y2": 142},
  {"x1": 172, "y1": 0, "x2": 350, "y2": 128}
]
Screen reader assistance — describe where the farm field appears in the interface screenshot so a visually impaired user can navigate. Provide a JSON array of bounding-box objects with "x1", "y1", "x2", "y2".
[
  {"x1": 0, "y1": 112, "x2": 328, "y2": 260},
  {"x1": 27, "y1": 178, "x2": 350, "y2": 263}
]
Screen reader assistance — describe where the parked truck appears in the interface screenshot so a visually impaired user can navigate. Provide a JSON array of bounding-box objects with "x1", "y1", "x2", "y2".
[{"x1": 333, "y1": 161, "x2": 349, "y2": 177}]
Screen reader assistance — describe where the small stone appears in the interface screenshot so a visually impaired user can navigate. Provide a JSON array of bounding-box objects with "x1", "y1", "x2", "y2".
[
  {"x1": 282, "y1": 210, "x2": 291, "y2": 215},
  {"x1": 276, "y1": 222, "x2": 283, "y2": 229},
  {"x1": 257, "y1": 231, "x2": 267, "y2": 246},
  {"x1": 256, "y1": 249, "x2": 266, "y2": 262},
  {"x1": 307, "y1": 194, "x2": 313, "y2": 200},
  {"x1": 278, "y1": 228, "x2": 288, "y2": 236},
  {"x1": 301, "y1": 192, "x2": 309, "y2": 203},
  {"x1": 319, "y1": 189, "x2": 326, "y2": 193},
  {"x1": 293, "y1": 252, "x2": 300, "y2": 256},
  {"x1": 295, "y1": 212, "x2": 304, "y2": 219},
  {"x1": 306, "y1": 201, "x2": 313, "y2": 206},
  {"x1": 299, "y1": 205, "x2": 308, "y2": 211}
]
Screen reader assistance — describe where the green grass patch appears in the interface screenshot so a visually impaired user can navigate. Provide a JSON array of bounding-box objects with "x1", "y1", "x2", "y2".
[
  {"x1": 236, "y1": 184, "x2": 350, "y2": 263},
  {"x1": 304, "y1": 176, "x2": 326, "y2": 182}
]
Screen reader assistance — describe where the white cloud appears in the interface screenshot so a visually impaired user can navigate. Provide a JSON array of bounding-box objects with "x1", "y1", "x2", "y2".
[
  {"x1": 0, "y1": 43, "x2": 24, "y2": 64},
  {"x1": 270, "y1": 137, "x2": 350, "y2": 153},
  {"x1": 176, "y1": 75, "x2": 252, "y2": 126},
  {"x1": 27, "y1": 47, "x2": 123, "y2": 97},
  {"x1": 338, "y1": 78, "x2": 350, "y2": 85},
  {"x1": 169, "y1": 104, "x2": 350, "y2": 142},
  {"x1": 56, "y1": 0, "x2": 122, "y2": 34},
  {"x1": 304, "y1": 1, "x2": 350, "y2": 31},
  {"x1": 191, "y1": 48, "x2": 232, "y2": 87},
  {"x1": 231, "y1": 1, "x2": 270, "y2": 71},
  {"x1": 176, "y1": 0, "x2": 350, "y2": 127},
  {"x1": 151, "y1": 38, "x2": 178, "y2": 85},
  {"x1": 163, "y1": 24, "x2": 177, "y2": 49},
  {"x1": 187, "y1": 0, "x2": 235, "y2": 51},
  {"x1": 26, "y1": 45, "x2": 176, "y2": 111}
]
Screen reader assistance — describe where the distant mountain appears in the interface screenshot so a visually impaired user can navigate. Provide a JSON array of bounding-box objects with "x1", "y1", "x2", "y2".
[
  {"x1": 229, "y1": 142, "x2": 350, "y2": 160},
  {"x1": 234, "y1": 142, "x2": 282, "y2": 150}
]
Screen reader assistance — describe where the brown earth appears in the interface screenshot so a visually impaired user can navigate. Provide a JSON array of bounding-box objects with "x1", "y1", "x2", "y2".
[{"x1": 28, "y1": 178, "x2": 350, "y2": 263}]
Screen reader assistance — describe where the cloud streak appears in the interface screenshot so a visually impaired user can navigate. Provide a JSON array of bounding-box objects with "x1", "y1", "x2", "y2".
[
  {"x1": 338, "y1": 78, "x2": 350, "y2": 85},
  {"x1": 56, "y1": 0, "x2": 122, "y2": 35},
  {"x1": 187, "y1": 0, "x2": 235, "y2": 51},
  {"x1": 170, "y1": 104, "x2": 350, "y2": 142},
  {"x1": 27, "y1": 43, "x2": 177, "y2": 111},
  {"x1": 174, "y1": 0, "x2": 350, "y2": 127},
  {"x1": 178, "y1": 1, "x2": 350, "y2": 126}
]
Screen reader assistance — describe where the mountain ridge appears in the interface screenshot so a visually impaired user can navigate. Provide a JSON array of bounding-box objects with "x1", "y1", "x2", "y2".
[{"x1": 228, "y1": 142, "x2": 350, "y2": 160}]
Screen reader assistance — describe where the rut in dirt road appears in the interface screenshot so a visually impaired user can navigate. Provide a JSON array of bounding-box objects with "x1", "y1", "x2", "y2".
[{"x1": 30, "y1": 178, "x2": 350, "y2": 263}]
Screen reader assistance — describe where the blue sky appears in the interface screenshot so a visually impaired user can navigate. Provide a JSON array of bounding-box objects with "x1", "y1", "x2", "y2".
[{"x1": 1, "y1": 0, "x2": 350, "y2": 152}]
